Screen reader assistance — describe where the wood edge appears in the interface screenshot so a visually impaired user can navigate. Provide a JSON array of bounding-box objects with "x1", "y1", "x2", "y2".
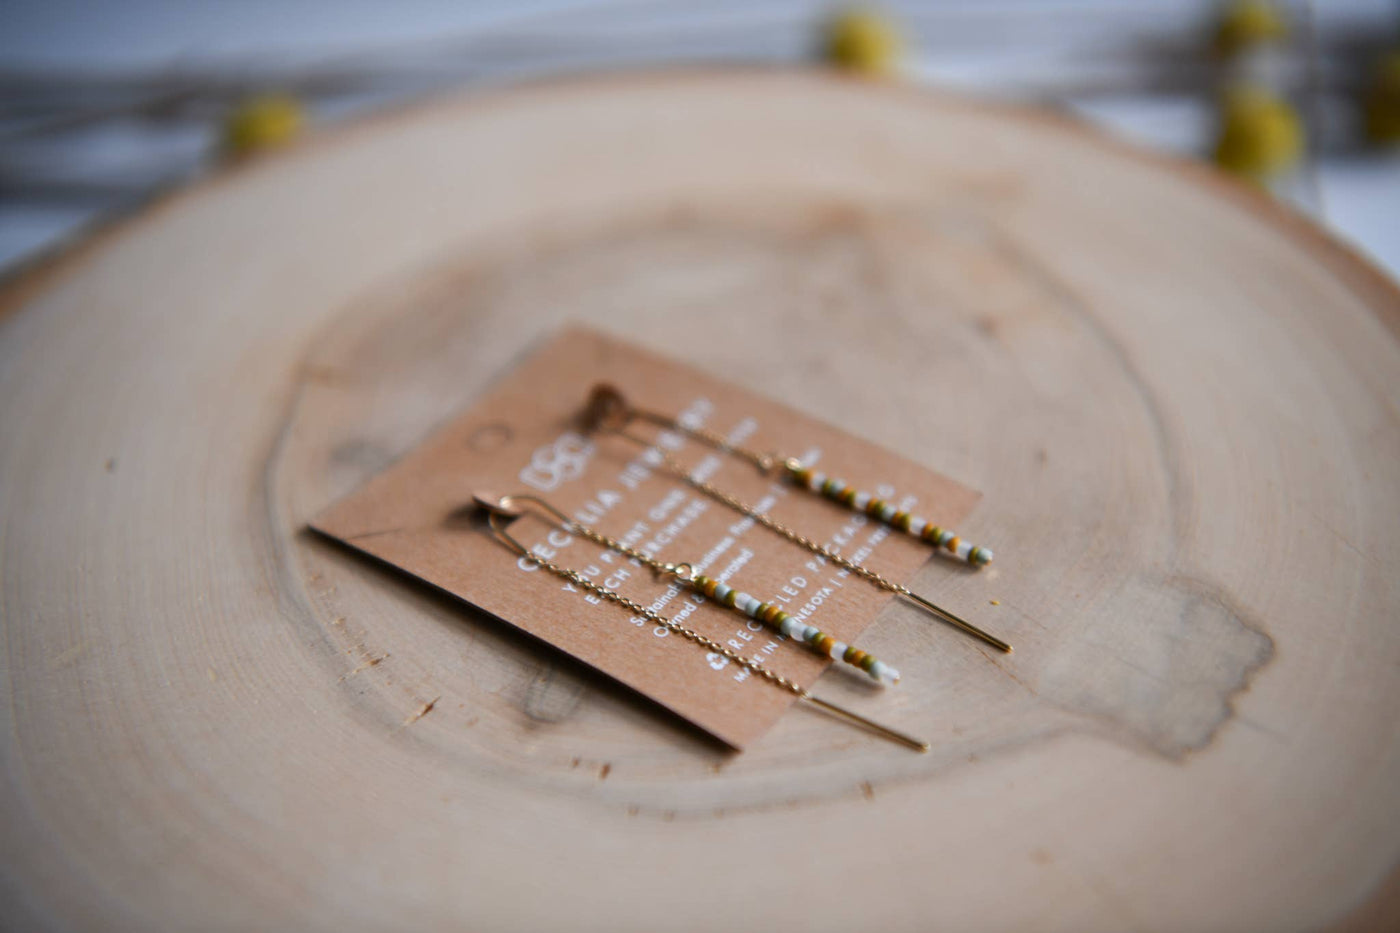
[
  {"x1": 3, "y1": 65, "x2": 1398, "y2": 339},
  {"x1": 1325, "y1": 858, "x2": 1400, "y2": 932},
  {"x1": 965, "y1": 90, "x2": 1400, "y2": 340}
]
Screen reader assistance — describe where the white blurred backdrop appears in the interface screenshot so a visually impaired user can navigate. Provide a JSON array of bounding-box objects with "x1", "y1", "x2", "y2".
[{"x1": 2, "y1": 1, "x2": 1398, "y2": 277}]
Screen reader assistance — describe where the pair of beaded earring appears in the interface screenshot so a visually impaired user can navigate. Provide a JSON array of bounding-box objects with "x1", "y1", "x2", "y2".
[
  {"x1": 470, "y1": 383, "x2": 1005, "y2": 751},
  {"x1": 578, "y1": 384, "x2": 1011, "y2": 654}
]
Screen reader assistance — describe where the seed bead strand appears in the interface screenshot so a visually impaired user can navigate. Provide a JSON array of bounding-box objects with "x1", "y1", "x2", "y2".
[
  {"x1": 526, "y1": 553, "x2": 808, "y2": 698},
  {"x1": 560, "y1": 518, "x2": 898, "y2": 684},
  {"x1": 689, "y1": 572, "x2": 899, "y2": 684},
  {"x1": 785, "y1": 461, "x2": 993, "y2": 567}
]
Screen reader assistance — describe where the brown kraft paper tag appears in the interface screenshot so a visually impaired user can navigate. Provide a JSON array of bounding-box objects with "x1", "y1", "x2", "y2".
[{"x1": 312, "y1": 326, "x2": 981, "y2": 749}]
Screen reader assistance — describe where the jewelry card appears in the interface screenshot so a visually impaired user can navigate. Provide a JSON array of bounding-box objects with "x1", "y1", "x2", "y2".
[{"x1": 312, "y1": 326, "x2": 981, "y2": 748}]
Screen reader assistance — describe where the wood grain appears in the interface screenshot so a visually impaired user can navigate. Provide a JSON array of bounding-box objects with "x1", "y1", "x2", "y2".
[{"x1": 1, "y1": 69, "x2": 1398, "y2": 933}]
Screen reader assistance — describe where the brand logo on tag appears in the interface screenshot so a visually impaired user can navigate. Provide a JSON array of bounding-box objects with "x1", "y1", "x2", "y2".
[{"x1": 519, "y1": 432, "x2": 595, "y2": 492}]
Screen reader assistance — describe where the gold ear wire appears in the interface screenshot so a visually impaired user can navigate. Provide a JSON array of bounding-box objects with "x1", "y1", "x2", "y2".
[
  {"x1": 477, "y1": 492, "x2": 571, "y2": 549},
  {"x1": 484, "y1": 511, "x2": 527, "y2": 556},
  {"x1": 499, "y1": 493, "x2": 572, "y2": 527}
]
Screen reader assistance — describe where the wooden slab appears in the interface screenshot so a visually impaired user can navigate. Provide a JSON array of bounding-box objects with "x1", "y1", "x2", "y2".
[{"x1": 1, "y1": 70, "x2": 1398, "y2": 932}]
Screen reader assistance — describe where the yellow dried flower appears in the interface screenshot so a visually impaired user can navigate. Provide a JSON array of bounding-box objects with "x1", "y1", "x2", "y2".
[
  {"x1": 823, "y1": 8, "x2": 902, "y2": 76},
  {"x1": 222, "y1": 94, "x2": 305, "y2": 160},
  {"x1": 1364, "y1": 52, "x2": 1400, "y2": 146},
  {"x1": 1213, "y1": 85, "x2": 1302, "y2": 180},
  {"x1": 1214, "y1": 0, "x2": 1288, "y2": 57}
]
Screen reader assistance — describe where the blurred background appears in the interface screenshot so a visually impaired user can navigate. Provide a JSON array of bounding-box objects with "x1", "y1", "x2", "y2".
[{"x1": 2, "y1": 0, "x2": 1398, "y2": 278}]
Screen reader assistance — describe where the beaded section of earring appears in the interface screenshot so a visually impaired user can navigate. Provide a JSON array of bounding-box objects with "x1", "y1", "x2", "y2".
[
  {"x1": 786, "y1": 463, "x2": 994, "y2": 567},
  {"x1": 690, "y1": 573, "x2": 899, "y2": 685}
]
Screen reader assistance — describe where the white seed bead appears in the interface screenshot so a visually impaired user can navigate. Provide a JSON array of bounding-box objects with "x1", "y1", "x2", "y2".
[
  {"x1": 829, "y1": 640, "x2": 848, "y2": 659},
  {"x1": 977, "y1": 547, "x2": 995, "y2": 564},
  {"x1": 955, "y1": 540, "x2": 972, "y2": 559},
  {"x1": 871, "y1": 660, "x2": 896, "y2": 684},
  {"x1": 936, "y1": 529, "x2": 954, "y2": 545},
  {"x1": 908, "y1": 516, "x2": 927, "y2": 536},
  {"x1": 878, "y1": 503, "x2": 898, "y2": 522},
  {"x1": 802, "y1": 625, "x2": 820, "y2": 642},
  {"x1": 828, "y1": 478, "x2": 847, "y2": 494},
  {"x1": 853, "y1": 491, "x2": 872, "y2": 510},
  {"x1": 808, "y1": 471, "x2": 827, "y2": 491},
  {"x1": 713, "y1": 583, "x2": 732, "y2": 602},
  {"x1": 779, "y1": 616, "x2": 801, "y2": 637}
]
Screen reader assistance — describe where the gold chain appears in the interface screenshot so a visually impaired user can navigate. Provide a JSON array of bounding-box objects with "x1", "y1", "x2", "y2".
[
  {"x1": 562, "y1": 523, "x2": 663, "y2": 574},
  {"x1": 632, "y1": 409, "x2": 774, "y2": 471}
]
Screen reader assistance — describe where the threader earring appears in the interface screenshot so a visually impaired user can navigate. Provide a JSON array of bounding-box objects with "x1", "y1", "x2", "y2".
[
  {"x1": 582, "y1": 385, "x2": 993, "y2": 564},
  {"x1": 479, "y1": 492, "x2": 901, "y2": 684},
  {"x1": 579, "y1": 385, "x2": 1012, "y2": 653},
  {"x1": 474, "y1": 494, "x2": 928, "y2": 751}
]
